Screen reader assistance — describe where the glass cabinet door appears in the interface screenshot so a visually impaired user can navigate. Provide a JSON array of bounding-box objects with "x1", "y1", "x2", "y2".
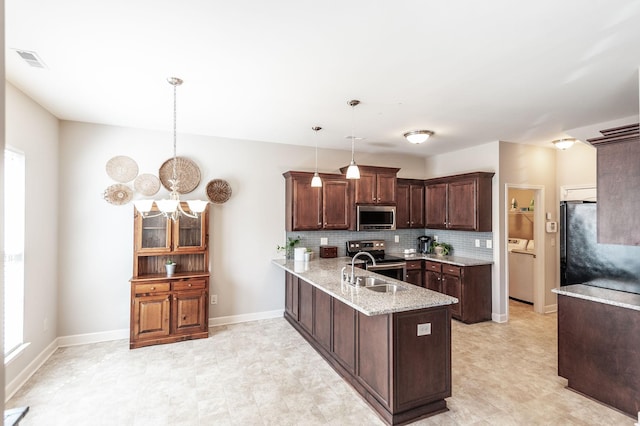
[
  {"x1": 173, "y1": 203, "x2": 207, "y2": 252},
  {"x1": 136, "y1": 212, "x2": 171, "y2": 253}
]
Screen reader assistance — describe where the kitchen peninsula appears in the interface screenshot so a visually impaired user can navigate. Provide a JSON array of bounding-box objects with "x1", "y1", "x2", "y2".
[{"x1": 272, "y1": 257, "x2": 458, "y2": 425}]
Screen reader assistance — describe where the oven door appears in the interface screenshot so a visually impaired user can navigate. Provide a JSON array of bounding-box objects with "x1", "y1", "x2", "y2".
[{"x1": 366, "y1": 261, "x2": 407, "y2": 281}]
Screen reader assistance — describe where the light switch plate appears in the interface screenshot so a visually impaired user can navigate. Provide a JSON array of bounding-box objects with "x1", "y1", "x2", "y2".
[
  {"x1": 320, "y1": 237, "x2": 328, "y2": 245},
  {"x1": 417, "y1": 323, "x2": 432, "y2": 336},
  {"x1": 486, "y1": 239, "x2": 492, "y2": 249}
]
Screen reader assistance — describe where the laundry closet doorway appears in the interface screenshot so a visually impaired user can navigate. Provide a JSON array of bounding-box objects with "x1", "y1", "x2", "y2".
[{"x1": 505, "y1": 184, "x2": 546, "y2": 315}]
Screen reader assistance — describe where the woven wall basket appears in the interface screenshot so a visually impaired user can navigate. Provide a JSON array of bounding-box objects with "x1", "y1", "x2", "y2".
[
  {"x1": 134, "y1": 173, "x2": 161, "y2": 196},
  {"x1": 206, "y1": 179, "x2": 232, "y2": 204},
  {"x1": 106, "y1": 155, "x2": 138, "y2": 183},
  {"x1": 103, "y1": 183, "x2": 133, "y2": 205},
  {"x1": 159, "y1": 157, "x2": 201, "y2": 194}
]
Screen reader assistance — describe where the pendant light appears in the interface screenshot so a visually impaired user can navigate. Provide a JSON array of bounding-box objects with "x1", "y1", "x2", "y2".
[
  {"x1": 346, "y1": 99, "x2": 361, "y2": 179},
  {"x1": 311, "y1": 126, "x2": 323, "y2": 187},
  {"x1": 134, "y1": 77, "x2": 207, "y2": 220}
]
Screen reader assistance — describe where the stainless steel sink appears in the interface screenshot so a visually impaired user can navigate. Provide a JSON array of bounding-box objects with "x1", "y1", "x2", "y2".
[
  {"x1": 355, "y1": 276, "x2": 387, "y2": 287},
  {"x1": 365, "y1": 283, "x2": 406, "y2": 293}
]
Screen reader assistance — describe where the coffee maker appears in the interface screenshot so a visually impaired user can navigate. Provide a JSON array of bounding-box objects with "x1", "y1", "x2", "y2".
[{"x1": 417, "y1": 236, "x2": 433, "y2": 254}]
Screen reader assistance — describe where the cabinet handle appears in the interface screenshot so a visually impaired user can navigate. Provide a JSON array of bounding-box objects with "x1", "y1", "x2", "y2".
[
  {"x1": 188, "y1": 283, "x2": 192, "y2": 287},
  {"x1": 174, "y1": 296, "x2": 177, "y2": 301},
  {"x1": 150, "y1": 287, "x2": 155, "y2": 291},
  {"x1": 182, "y1": 316, "x2": 187, "y2": 320}
]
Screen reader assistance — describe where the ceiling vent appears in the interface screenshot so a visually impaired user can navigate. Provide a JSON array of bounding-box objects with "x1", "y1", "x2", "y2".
[{"x1": 14, "y1": 49, "x2": 47, "y2": 68}]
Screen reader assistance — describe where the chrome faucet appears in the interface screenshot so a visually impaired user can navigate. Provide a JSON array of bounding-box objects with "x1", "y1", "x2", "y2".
[{"x1": 349, "y1": 251, "x2": 377, "y2": 285}]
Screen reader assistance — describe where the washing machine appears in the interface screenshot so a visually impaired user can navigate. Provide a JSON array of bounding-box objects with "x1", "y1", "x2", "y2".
[{"x1": 508, "y1": 238, "x2": 534, "y2": 303}]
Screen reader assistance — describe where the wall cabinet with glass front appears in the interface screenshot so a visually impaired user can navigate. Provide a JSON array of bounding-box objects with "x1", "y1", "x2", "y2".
[{"x1": 130, "y1": 203, "x2": 209, "y2": 349}]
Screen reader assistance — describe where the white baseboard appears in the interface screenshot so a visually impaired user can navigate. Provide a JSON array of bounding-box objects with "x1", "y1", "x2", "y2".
[
  {"x1": 544, "y1": 303, "x2": 558, "y2": 314},
  {"x1": 492, "y1": 312, "x2": 508, "y2": 323},
  {"x1": 57, "y1": 328, "x2": 129, "y2": 347},
  {"x1": 5, "y1": 338, "x2": 59, "y2": 402},
  {"x1": 209, "y1": 309, "x2": 284, "y2": 327}
]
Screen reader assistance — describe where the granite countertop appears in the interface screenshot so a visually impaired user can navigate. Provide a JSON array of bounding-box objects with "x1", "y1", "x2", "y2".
[
  {"x1": 272, "y1": 257, "x2": 458, "y2": 316},
  {"x1": 552, "y1": 282, "x2": 640, "y2": 312},
  {"x1": 391, "y1": 252, "x2": 494, "y2": 266}
]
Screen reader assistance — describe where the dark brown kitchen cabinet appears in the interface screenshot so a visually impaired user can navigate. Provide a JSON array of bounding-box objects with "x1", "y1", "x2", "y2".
[
  {"x1": 283, "y1": 171, "x2": 350, "y2": 231},
  {"x1": 424, "y1": 261, "x2": 443, "y2": 292},
  {"x1": 557, "y1": 293, "x2": 640, "y2": 417},
  {"x1": 130, "y1": 203, "x2": 209, "y2": 349},
  {"x1": 396, "y1": 179, "x2": 425, "y2": 229},
  {"x1": 332, "y1": 298, "x2": 356, "y2": 372},
  {"x1": 425, "y1": 172, "x2": 494, "y2": 232},
  {"x1": 340, "y1": 165, "x2": 400, "y2": 204},
  {"x1": 404, "y1": 260, "x2": 423, "y2": 286},
  {"x1": 282, "y1": 271, "x2": 451, "y2": 424},
  {"x1": 586, "y1": 123, "x2": 640, "y2": 245},
  {"x1": 441, "y1": 263, "x2": 491, "y2": 323}
]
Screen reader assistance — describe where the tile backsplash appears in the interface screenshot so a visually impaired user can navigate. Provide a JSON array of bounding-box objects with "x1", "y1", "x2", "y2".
[{"x1": 285, "y1": 228, "x2": 493, "y2": 261}]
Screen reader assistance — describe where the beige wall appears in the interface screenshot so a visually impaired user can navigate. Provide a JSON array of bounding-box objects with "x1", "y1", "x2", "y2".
[
  {"x1": 56, "y1": 121, "x2": 427, "y2": 336},
  {"x1": 1, "y1": 0, "x2": 6, "y2": 408},
  {"x1": 499, "y1": 141, "x2": 557, "y2": 315},
  {"x1": 4, "y1": 83, "x2": 60, "y2": 391}
]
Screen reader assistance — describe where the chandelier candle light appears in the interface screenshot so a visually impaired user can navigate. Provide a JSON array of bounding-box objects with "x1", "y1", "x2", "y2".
[
  {"x1": 134, "y1": 77, "x2": 208, "y2": 220},
  {"x1": 346, "y1": 99, "x2": 361, "y2": 179},
  {"x1": 311, "y1": 126, "x2": 323, "y2": 187}
]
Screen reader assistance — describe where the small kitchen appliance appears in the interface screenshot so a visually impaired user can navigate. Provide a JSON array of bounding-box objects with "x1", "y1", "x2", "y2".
[{"x1": 417, "y1": 236, "x2": 433, "y2": 254}]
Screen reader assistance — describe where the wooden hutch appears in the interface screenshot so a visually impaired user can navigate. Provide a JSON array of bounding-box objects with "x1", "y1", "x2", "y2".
[{"x1": 129, "y1": 202, "x2": 209, "y2": 349}]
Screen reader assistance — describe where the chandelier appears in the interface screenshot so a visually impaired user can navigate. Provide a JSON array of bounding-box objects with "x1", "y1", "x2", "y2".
[{"x1": 133, "y1": 77, "x2": 208, "y2": 220}]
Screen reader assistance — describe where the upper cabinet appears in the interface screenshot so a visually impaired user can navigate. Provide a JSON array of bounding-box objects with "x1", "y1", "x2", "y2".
[
  {"x1": 133, "y1": 203, "x2": 209, "y2": 276},
  {"x1": 396, "y1": 179, "x2": 425, "y2": 229},
  {"x1": 587, "y1": 123, "x2": 640, "y2": 246},
  {"x1": 340, "y1": 165, "x2": 400, "y2": 204},
  {"x1": 425, "y1": 172, "x2": 494, "y2": 232},
  {"x1": 283, "y1": 171, "x2": 350, "y2": 231}
]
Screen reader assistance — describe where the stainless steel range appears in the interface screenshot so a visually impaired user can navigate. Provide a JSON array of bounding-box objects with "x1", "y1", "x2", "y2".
[{"x1": 346, "y1": 240, "x2": 407, "y2": 281}]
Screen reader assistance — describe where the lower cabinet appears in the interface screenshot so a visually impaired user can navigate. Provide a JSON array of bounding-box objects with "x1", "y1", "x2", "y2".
[
  {"x1": 130, "y1": 276, "x2": 209, "y2": 349},
  {"x1": 424, "y1": 261, "x2": 491, "y2": 324},
  {"x1": 283, "y1": 272, "x2": 451, "y2": 424},
  {"x1": 404, "y1": 260, "x2": 423, "y2": 286}
]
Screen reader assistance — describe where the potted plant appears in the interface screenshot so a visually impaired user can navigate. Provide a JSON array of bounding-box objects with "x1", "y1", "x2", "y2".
[
  {"x1": 277, "y1": 235, "x2": 301, "y2": 259},
  {"x1": 304, "y1": 247, "x2": 313, "y2": 262},
  {"x1": 431, "y1": 241, "x2": 453, "y2": 256},
  {"x1": 165, "y1": 259, "x2": 176, "y2": 276}
]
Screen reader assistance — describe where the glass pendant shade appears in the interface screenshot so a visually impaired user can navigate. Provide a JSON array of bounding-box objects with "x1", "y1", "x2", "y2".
[
  {"x1": 156, "y1": 199, "x2": 179, "y2": 213},
  {"x1": 311, "y1": 172, "x2": 322, "y2": 187},
  {"x1": 187, "y1": 200, "x2": 208, "y2": 213},
  {"x1": 134, "y1": 199, "x2": 154, "y2": 214},
  {"x1": 346, "y1": 160, "x2": 360, "y2": 179}
]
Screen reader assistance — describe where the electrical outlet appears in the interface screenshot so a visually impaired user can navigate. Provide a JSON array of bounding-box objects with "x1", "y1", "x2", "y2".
[
  {"x1": 320, "y1": 237, "x2": 328, "y2": 245},
  {"x1": 486, "y1": 239, "x2": 492, "y2": 249},
  {"x1": 394, "y1": 235, "x2": 399, "y2": 243},
  {"x1": 210, "y1": 295, "x2": 218, "y2": 305},
  {"x1": 434, "y1": 235, "x2": 439, "y2": 242},
  {"x1": 475, "y1": 239, "x2": 480, "y2": 247}
]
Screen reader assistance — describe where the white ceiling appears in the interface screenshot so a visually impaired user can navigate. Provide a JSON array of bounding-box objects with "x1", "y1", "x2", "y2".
[{"x1": 6, "y1": 0, "x2": 640, "y2": 156}]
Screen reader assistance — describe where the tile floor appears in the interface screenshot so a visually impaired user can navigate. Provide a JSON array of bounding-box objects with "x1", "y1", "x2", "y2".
[{"x1": 6, "y1": 300, "x2": 634, "y2": 425}]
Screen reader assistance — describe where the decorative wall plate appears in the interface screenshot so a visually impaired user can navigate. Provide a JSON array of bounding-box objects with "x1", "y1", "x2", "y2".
[
  {"x1": 134, "y1": 173, "x2": 161, "y2": 196},
  {"x1": 159, "y1": 157, "x2": 201, "y2": 194},
  {"x1": 106, "y1": 156, "x2": 139, "y2": 183},
  {"x1": 206, "y1": 179, "x2": 232, "y2": 204},
  {"x1": 103, "y1": 184, "x2": 133, "y2": 205}
]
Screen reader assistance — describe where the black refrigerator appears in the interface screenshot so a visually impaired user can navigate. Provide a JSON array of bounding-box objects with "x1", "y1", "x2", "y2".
[{"x1": 560, "y1": 201, "x2": 640, "y2": 294}]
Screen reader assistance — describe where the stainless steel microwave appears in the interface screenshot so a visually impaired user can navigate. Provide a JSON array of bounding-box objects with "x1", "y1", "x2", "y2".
[{"x1": 357, "y1": 205, "x2": 396, "y2": 231}]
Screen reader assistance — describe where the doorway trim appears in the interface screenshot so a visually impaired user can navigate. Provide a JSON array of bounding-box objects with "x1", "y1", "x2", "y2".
[{"x1": 504, "y1": 184, "x2": 546, "y2": 318}]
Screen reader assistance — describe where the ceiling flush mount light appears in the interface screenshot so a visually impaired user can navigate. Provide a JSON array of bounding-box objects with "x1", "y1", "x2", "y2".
[
  {"x1": 311, "y1": 126, "x2": 323, "y2": 188},
  {"x1": 552, "y1": 138, "x2": 576, "y2": 150},
  {"x1": 346, "y1": 99, "x2": 361, "y2": 179},
  {"x1": 134, "y1": 77, "x2": 207, "y2": 220},
  {"x1": 404, "y1": 130, "x2": 434, "y2": 144}
]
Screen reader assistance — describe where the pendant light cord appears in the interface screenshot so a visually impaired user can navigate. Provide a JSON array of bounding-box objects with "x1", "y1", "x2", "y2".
[{"x1": 172, "y1": 81, "x2": 178, "y2": 185}]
